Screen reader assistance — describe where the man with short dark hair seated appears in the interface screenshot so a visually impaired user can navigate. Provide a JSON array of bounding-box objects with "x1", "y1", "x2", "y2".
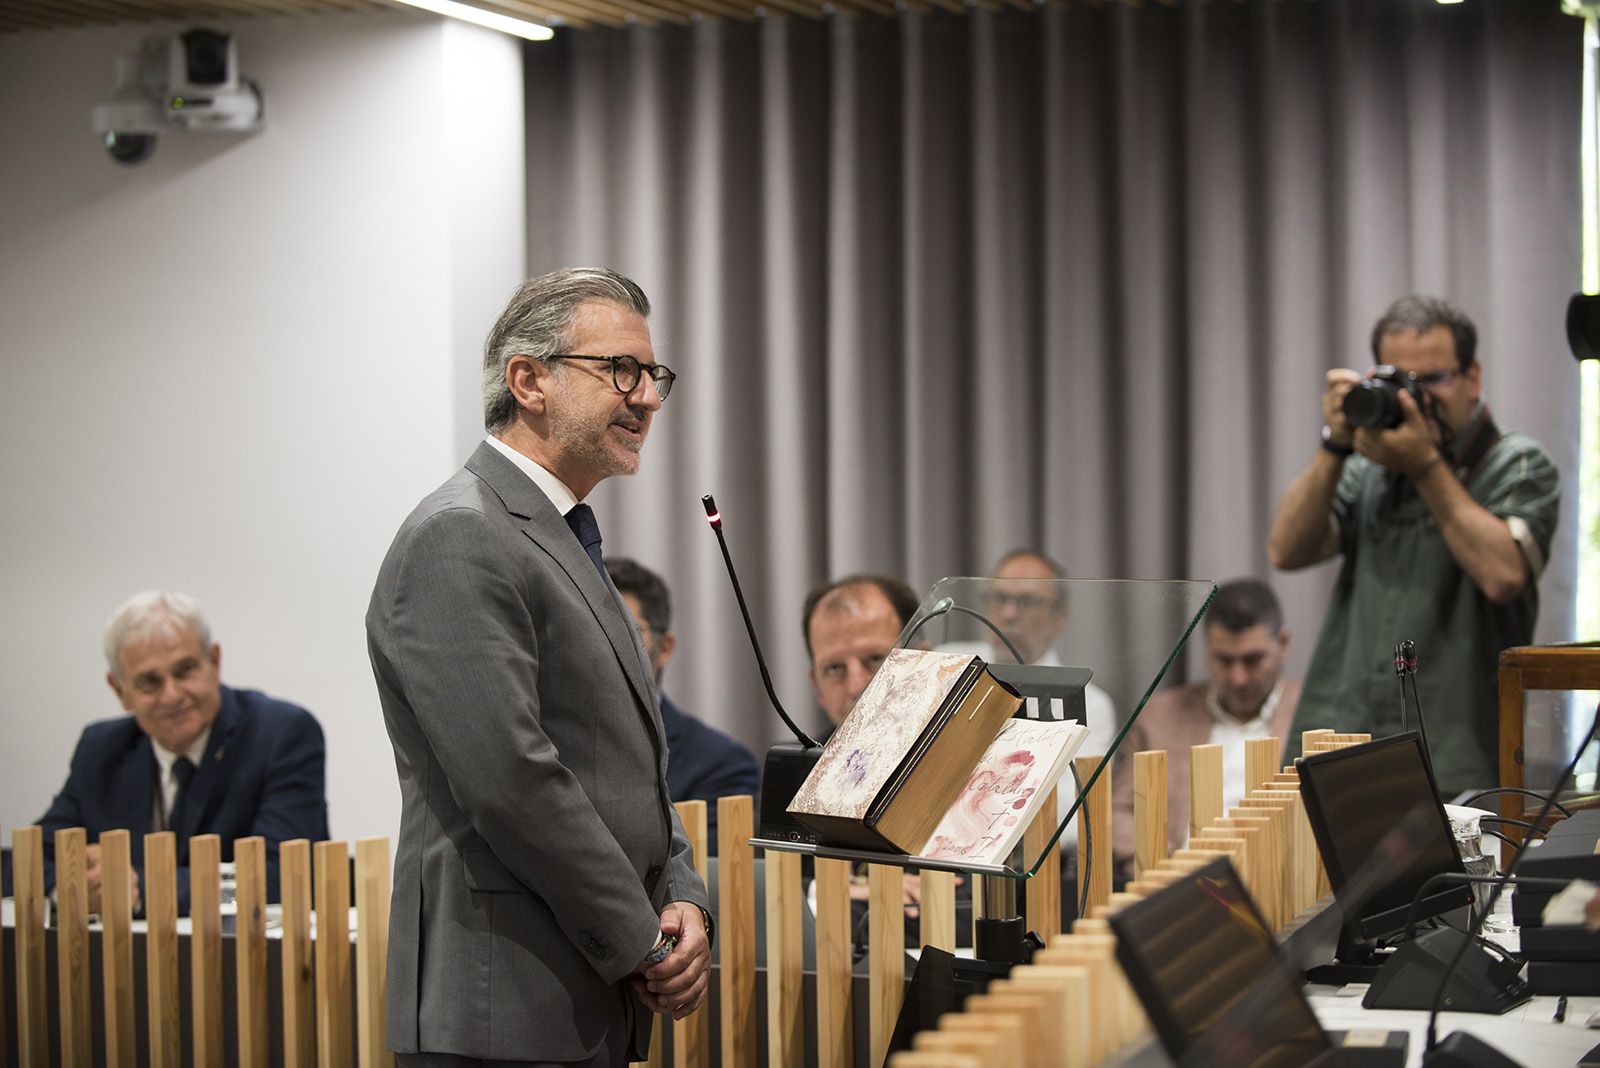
[
  {"x1": 37, "y1": 590, "x2": 328, "y2": 914},
  {"x1": 1111, "y1": 578, "x2": 1300, "y2": 865},
  {"x1": 607, "y1": 557, "x2": 761, "y2": 854}
]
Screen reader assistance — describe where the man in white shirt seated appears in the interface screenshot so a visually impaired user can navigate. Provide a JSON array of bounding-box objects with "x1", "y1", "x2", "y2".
[
  {"x1": 1110, "y1": 578, "x2": 1301, "y2": 866},
  {"x1": 939, "y1": 549, "x2": 1120, "y2": 857}
]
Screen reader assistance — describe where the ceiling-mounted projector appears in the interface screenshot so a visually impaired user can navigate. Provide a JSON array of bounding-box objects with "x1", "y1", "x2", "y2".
[{"x1": 91, "y1": 28, "x2": 265, "y2": 165}]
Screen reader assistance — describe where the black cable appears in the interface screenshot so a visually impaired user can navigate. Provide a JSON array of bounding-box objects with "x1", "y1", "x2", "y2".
[
  {"x1": 1073, "y1": 762, "x2": 1092, "y2": 920},
  {"x1": 1476, "y1": 815, "x2": 1544, "y2": 836},
  {"x1": 1399, "y1": 871, "x2": 1572, "y2": 942},
  {"x1": 1423, "y1": 700, "x2": 1600, "y2": 1052},
  {"x1": 1479, "y1": 828, "x2": 1522, "y2": 864},
  {"x1": 1459, "y1": 787, "x2": 1571, "y2": 818},
  {"x1": 901, "y1": 598, "x2": 1026, "y2": 666},
  {"x1": 1407, "y1": 673, "x2": 1436, "y2": 783}
]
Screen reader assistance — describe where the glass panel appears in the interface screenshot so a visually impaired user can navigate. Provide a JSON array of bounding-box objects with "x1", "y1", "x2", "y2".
[
  {"x1": 1522, "y1": 688, "x2": 1600, "y2": 795},
  {"x1": 756, "y1": 577, "x2": 1216, "y2": 879}
]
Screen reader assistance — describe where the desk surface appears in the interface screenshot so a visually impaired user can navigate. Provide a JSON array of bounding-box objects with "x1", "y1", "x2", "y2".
[{"x1": 1312, "y1": 990, "x2": 1600, "y2": 1067}]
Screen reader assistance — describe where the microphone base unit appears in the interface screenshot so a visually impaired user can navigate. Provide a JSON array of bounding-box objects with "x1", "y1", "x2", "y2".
[
  {"x1": 1419, "y1": 1032, "x2": 1525, "y2": 1068},
  {"x1": 1361, "y1": 927, "x2": 1530, "y2": 1016},
  {"x1": 757, "y1": 741, "x2": 824, "y2": 844}
]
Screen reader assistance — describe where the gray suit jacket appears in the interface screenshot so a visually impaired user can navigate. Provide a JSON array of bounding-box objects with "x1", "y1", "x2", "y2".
[{"x1": 367, "y1": 442, "x2": 709, "y2": 1061}]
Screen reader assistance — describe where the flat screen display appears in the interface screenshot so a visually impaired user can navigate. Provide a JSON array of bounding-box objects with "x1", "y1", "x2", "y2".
[
  {"x1": 1111, "y1": 857, "x2": 1331, "y2": 1067},
  {"x1": 1296, "y1": 732, "x2": 1469, "y2": 941}
]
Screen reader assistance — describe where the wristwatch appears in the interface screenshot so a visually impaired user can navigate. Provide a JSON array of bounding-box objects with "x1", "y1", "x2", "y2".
[
  {"x1": 1320, "y1": 425, "x2": 1354, "y2": 458},
  {"x1": 644, "y1": 934, "x2": 676, "y2": 964}
]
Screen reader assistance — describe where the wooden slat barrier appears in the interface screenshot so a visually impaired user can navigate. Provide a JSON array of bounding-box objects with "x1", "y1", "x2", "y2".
[
  {"x1": 99, "y1": 830, "x2": 136, "y2": 1066},
  {"x1": 145, "y1": 832, "x2": 181, "y2": 1068},
  {"x1": 315, "y1": 839, "x2": 353, "y2": 1068},
  {"x1": 813, "y1": 857, "x2": 853, "y2": 1068},
  {"x1": 237, "y1": 836, "x2": 271, "y2": 1068},
  {"x1": 14, "y1": 826, "x2": 47, "y2": 1068},
  {"x1": 1073, "y1": 755, "x2": 1112, "y2": 916},
  {"x1": 354, "y1": 837, "x2": 392, "y2": 1068},
  {"x1": 190, "y1": 834, "x2": 225, "y2": 1066},
  {"x1": 54, "y1": 826, "x2": 91, "y2": 1066},
  {"x1": 671, "y1": 801, "x2": 709, "y2": 1068},
  {"x1": 281, "y1": 838, "x2": 317, "y2": 1068},
  {"x1": 10, "y1": 765, "x2": 1383, "y2": 1068},
  {"x1": 1131, "y1": 750, "x2": 1167, "y2": 879},
  {"x1": 1022, "y1": 787, "x2": 1061, "y2": 942},
  {"x1": 763, "y1": 847, "x2": 803, "y2": 1068},
  {"x1": 868, "y1": 863, "x2": 907, "y2": 1068},
  {"x1": 920, "y1": 868, "x2": 958, "y2": 952},
  {"x1": 715, "y1": 796, "x2": 756, "y2": 1068},
  {"x1": 1189, "y1": 743, "x2": 1223, "y2": 838}
]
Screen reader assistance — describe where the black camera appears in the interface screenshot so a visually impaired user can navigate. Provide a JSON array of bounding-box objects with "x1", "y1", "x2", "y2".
[{"x1": 1341, "y1": 365, "x2": 1432, "y2": 430}]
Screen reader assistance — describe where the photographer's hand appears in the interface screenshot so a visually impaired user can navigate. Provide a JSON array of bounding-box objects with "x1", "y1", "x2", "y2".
[
  {"x1": 1320, "y1": 368, "x2": 1362, "y2": 447},
  {"x1": 1353, "y1": 388, "x2": 1439, "y2": 478}
]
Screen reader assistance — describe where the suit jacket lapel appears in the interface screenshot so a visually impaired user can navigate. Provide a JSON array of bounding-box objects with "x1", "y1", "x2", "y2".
[
  {"x1": 465, "y1": 443, "x2": 660, "y2": 730},
  {"x1": 173, "y1": 690, "x2": 240, "y2": 846},
  {"x1": 120, "y1": 733, "x2": 157, "y2": 843}
]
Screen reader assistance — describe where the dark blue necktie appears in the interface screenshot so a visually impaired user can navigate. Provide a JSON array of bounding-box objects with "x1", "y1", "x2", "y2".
[
  {"x1": 564, "y1": 503, "x2": 607, "y2": 582},
  {"x1": 167, "y1": 755, "x2": 196, "y2": 832}
]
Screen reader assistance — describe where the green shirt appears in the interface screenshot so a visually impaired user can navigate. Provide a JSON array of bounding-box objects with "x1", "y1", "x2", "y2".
[{"x1": 1290, "y1": 420, "x2": 1560, "y2": 797}]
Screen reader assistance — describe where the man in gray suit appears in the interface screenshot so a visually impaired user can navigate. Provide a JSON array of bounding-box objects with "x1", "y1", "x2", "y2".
[{"x1": 368, "y1": 268, "x2": 711, "y2": 1066}]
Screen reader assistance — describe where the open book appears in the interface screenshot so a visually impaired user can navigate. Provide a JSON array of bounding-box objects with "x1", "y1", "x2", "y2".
[
  {"x1": 920, "y1": 718, "x2": 1090, "y2": 867},
  {"x1": 787, "y1": 648, "x2": 1023, "y2": 855}
]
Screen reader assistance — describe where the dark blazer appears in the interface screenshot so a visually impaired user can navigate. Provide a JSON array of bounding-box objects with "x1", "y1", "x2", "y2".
[
  {"x1": 660, "y1": 694, "x2": 761, "y2": 855},
  {"x1": 37, "y1": 685, "x2": 328, "y2": 913},
  {"x1": 367, "y1": 442, "x2": 709, "y2": 1062}
]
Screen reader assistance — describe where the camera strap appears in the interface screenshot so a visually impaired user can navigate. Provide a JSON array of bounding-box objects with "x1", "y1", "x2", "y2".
[{"x1": 1443, "y1": 405, "x2": 1501, "y2": 483}]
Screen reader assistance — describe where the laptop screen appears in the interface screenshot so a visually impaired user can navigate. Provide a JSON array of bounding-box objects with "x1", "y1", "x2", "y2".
[
  {"x1": 1296, "y1": 732, "x2": 1468, "y2": 942},
  {"x1": 1111, "y1": 857, "x2": 1331, "y2": 1067}
]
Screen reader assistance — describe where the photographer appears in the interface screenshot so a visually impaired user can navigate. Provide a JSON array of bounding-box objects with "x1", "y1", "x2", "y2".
[{"x1": 1266, "y1": 296, "x2": 1560, "y2": 796}]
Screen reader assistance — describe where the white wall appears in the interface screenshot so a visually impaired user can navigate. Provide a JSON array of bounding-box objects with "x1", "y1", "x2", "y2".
[{"x1": 0, "y1": 13, "x2": 526, "y2": 843}]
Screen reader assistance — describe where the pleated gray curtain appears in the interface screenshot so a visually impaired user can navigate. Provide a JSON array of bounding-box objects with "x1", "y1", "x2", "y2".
[{"x1": 521, "y1": 0, "x2": 1582, "y2": 751}]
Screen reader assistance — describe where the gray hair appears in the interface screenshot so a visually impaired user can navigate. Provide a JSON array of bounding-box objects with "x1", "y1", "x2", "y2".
[
  {"x1": 1369, "y1": 295, "x2": 1478, "y2": 372},
  {"x1": 103, "y1": 590, "x2": 213, "y2": 678},
  {"x1": 482, "y1": 267, "x2": 652, "y2": 433}
]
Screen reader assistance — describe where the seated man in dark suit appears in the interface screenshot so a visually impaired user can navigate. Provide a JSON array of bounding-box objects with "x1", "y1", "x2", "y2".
[
  {"x1": 38, "y1": 590, "x2": 328, "y2": 915},
  {"x1": 607, "y1": 558, "x2": 761, "y2": 855}
]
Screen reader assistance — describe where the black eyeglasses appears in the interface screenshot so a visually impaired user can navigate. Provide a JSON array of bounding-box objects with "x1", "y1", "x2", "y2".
[{"x1": 548, "y1": 354, "x2": 676, "y2": 400}]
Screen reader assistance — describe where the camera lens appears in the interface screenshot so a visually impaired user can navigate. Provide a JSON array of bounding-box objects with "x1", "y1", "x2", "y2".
[
  {"x1": 104, "y1": 131, "x2": 156, "y2": 165},
  {"x1": 1341, "y1": 379, "x2": 1402, "y2": 429}
]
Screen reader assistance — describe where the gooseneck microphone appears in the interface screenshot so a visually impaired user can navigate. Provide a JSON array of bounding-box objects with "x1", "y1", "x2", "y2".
[
  {"x1": 1395, "y1": 639, "x2": 1437, "y2": 781},
  {"x1": 701, "y1": 494, "x2": 823, "y2": 843}
]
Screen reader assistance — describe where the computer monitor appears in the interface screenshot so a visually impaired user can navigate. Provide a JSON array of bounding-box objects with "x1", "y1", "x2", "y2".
[
  {"x1": 1296, "y1": 732, "x2": 1471, "y2": 970},
  {"x1": 1110, "y1": 857, "x2": 1334, "y2": 1068}
]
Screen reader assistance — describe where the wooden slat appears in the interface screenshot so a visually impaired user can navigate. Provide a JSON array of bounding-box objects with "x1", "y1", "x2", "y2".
[
  {"x1": 715, "y1": 797, "x2": 756, "y2": 1068},
  {"x1": 315, "y1": 839, "x2": 353, "y2": 1068},
  {"x1": 1073, "y1": 756, "x2": 1111, "y2": 917},
  {"x1": 281, "y1": 839, "x2": 317, "y2": 1068},
  {"x1": 354, "y1": 837, "x2": 392, "y2": 1068},
  {"x1": 237, "y1": 837, "x2": 271, "y2": 1068},
  {"x1": 53, "y1": 826, "x2": 92, "y2": 1066},
  {"x1": 763, "y1": 848, "x2": 803, "y2": 1068},
  {"x1": 1022, "y1": 787, "x2": 1060, "y2": 942},
  {"x1": 190, "y1": 834, "x2": 225, "y2": 1066},
  {"x1": 671, "y1": 801, "x2": 709, "y2": 1068},
  {"x1": 14, "y1": 826, "x2": 47, "y2": 1068},
  {"x1": 1189, "y1": 743, "x2": 1223, "y2": 839},
  {"x1": 1245, "y1": 737, "x2": 1280, "y2": 797},
  {"x1": 813, "y1": 857, "x2": 853, "y2": 1068},
  {"x1": 868, "y1": 863, "x2": 907, "y2": 1068},
  {"x1": 1132, "y1": 750, "x2": 1168, "y2": 878},
  {"x1": 961, "y1": 993, "x2": 1042, "y2": 1068},
  {"x1": 920, "y1": 868, "x2": 957, "y2": 952},
  {"x1": 99, "y1": 830, "x2": 136, "y2": 1066},
  {"x1": 144, "y1": 831, "x2": 181, "y2": 1068},
  {"x1": 1011, "y1": 965, "x2": 1091, "y2": 1068},
  {"x1": 937, "y1": 1012, "x2": 1027, "y2": 1064}
]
